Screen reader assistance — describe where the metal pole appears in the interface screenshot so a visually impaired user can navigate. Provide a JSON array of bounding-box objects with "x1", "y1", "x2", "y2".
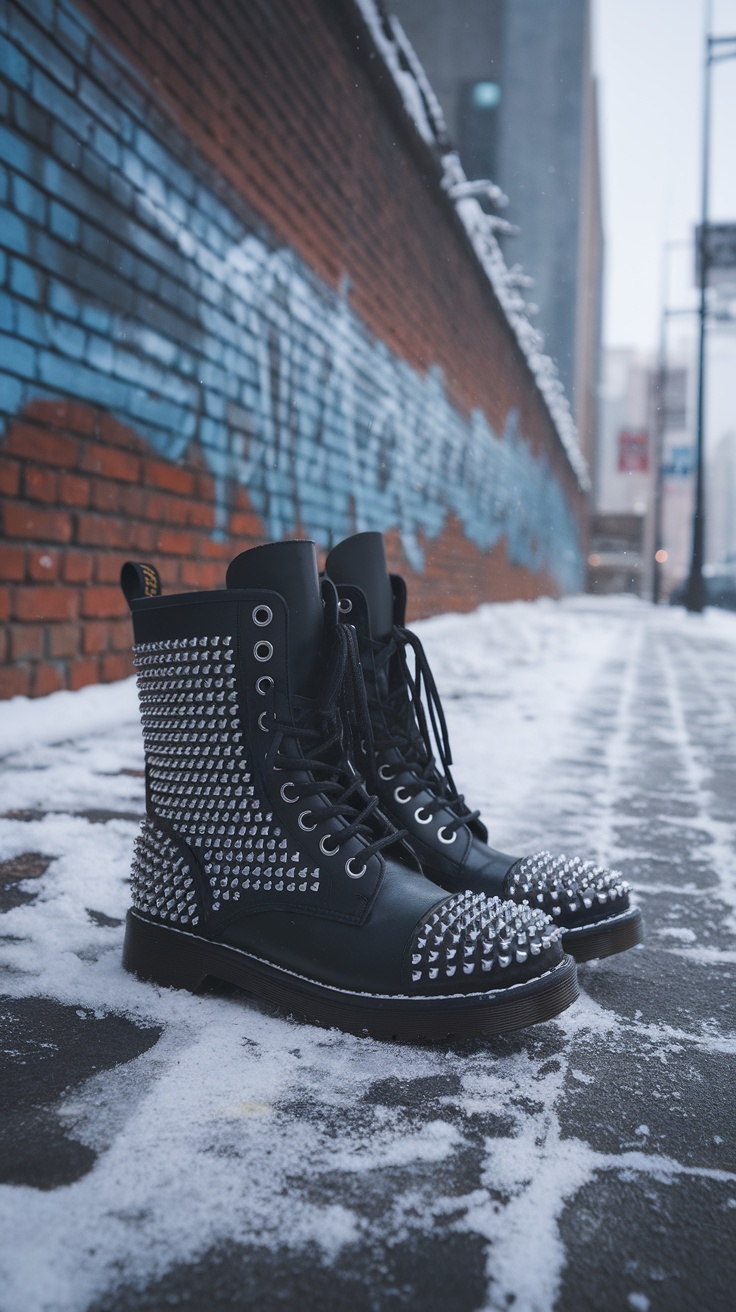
[{"x1": 684, "y1": 6, "x2": 713, "y2": 613}]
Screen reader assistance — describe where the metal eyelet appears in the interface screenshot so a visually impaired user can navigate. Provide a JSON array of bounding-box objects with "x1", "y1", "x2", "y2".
[
  {"x1": 378, "y1": 764, "x2": 395, "y2": 781},
  {"x1": 345, "y1": 856, "x2": 366, "y2": 879},
  {"x1": 257, "y1": 711, "x2": 270, "y2": 733},
  {"x1": 393, "y1": 785, "x2": 412, "y2": 804},
  {"x1": 438, "y1": 826, "x2": 457, "y2": 844},
  {"x1": 298, "y1": 811, "x2": 317, "y2": 832},
  {"x1": 252, "y1": 605, "x2": 273, "y2": 627},
  {"x1": 414, "y1": 807, "x2": 432, "y2": 825},
  {"x1": 254, "y1": 641, "x2": 273, "y2": 662},
  {"x1": 280, "y1": 782, "x2": 298, "y2": 803},
  {"x1": 338, "y1": 597, "x2": 353, "y2": 614},
  {"x1": 319, "y1": 835, "x2": 340, "y2": 857},
  {"x1": 256, "y1": 675, "x2": 274, "y2": 696}
]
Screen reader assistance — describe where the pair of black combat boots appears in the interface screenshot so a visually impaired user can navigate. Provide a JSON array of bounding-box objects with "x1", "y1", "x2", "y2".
[{"x1": 120, "y1": 533, "x2": 642, "y2": 1039}]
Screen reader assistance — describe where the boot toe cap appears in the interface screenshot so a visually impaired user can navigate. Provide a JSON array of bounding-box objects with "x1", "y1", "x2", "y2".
[
  {"x1": 504, "y1": 850, "x2": 631, "y2": 930},
  {"x1": 407, "y1": 889, "x2": 564, "y2": 995}
]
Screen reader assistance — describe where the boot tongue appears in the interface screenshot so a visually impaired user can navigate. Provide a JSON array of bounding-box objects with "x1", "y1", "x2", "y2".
[
  {"x1": 325, "y1": 532, "x2": 394, "y2": 641},
  {"x1": 226, "y1": 541, "x2": 323, "y2": 697}
]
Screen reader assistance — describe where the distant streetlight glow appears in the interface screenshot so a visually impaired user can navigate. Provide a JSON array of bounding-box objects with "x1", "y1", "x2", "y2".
[
  {"x1": 655, "y1": 549, "x2": 668, "y2": 563},
  {"x1": 588, "y1": 553, "x2": 602, "y2": 567},
  {"x1": 472, "y1": 80, "x2": 501, "y2": 109}
]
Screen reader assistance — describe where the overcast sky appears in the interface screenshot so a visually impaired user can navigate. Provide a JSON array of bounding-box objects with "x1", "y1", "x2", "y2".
[{"x1": 593, "y1": 0, "x2": 736, "y2": 345}]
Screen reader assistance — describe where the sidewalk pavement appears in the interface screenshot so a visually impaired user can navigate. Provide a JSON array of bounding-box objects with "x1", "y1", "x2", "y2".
[{"x1": 0, "y1": 596, "x2": 734, "y2": 1312}]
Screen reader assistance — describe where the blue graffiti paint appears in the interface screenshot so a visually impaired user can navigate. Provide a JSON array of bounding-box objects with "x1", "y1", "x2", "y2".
[{"x1": 0, "y1": 0, "x2": 583, "y2": 590}]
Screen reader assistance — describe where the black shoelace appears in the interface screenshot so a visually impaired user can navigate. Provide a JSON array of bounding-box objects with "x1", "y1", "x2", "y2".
[
  {"x1": 266, "y1": 622, "x2": 404, "y2": 866},
  {"x1": 368, "y1": 625, "x2": 480, "y2": 840}
]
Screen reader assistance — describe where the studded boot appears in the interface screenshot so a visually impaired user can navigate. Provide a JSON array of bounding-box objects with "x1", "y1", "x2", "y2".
[
  {"x1": 119, "y1": 541, "x2": 578, "y2": 1038},
  {"x1": 325, "y1": 532, "x2": 643, "y2": 963}
]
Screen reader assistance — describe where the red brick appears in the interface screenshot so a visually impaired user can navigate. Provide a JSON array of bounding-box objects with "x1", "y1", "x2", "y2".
[
  {"x1": 28, "y1": 549, "x2": 61, "y2": 582},
  {"x1": 143, "y1": 458, "x2": 195, "y2": 497},
  {"x1": 229, "y1": 510, "x2": 263, "y2": 538},
  {"x1": 0, "y1": 545, "x2": 25, "y2": 582},
  {"x1": 128, "y1": 521, "x2": 156, "y2": 552},
  {"x1": 0, "y1": 667, "x2": 31, "y2": 699},
  {"x1": 98, "y1": 412, "x2": 143, "y2": 450},
  {"x1": 200, "y1": 536, "x2": 231, "y2": 559},
  {"x1": 0, "y1": 587, "x2": 9, "y2": 622},
  {"x1": 14, "y1": 586, "x2": 79, "y2": 622},
  {"x1": 101, "y1": 652, "x2": 134, "y2": 682},
  {"x1": 59, "y1": 472, "x2": 90, "y2": 508},
  {"x1": 155, "y1": 528, "x2": 195, "y2": 555},
  {"x1": 194, "y1": 472, "x2": 216, "y2": 502},
  {"x1": 32, "y1": 664, "x2": 64, "y2": 697},
  {"x1": 2, "y1": 503, "x2": 73, "y2": 543},
  {"x1": 63, "y1": 552, "x2": 94, "y2": 584},
  {"x1": 76, "y1": 514, "x2": 131, "y2": 549},
  {"x1": 83, "y1": 621, "x2": 110, "y2": 654},
  {"x1": 61, "y1": 401, "x2": 100, "y2": 437},
  {"x1": 23, "y1": 465, "x2": 58, "y2": 503},
  {"x1": 81, "y1": 586, "x2": 126, "y2": 619},
  {"x1": 0, "y1": 628, "x2": 6, "y2": 664},
  {"x1": 80, "y1": 441, "x2": 141, "y2": 483},
  {"x1": 90, "y1": 478, "x2": 124, "y2": 514},
  {"x1": 9, "y1": 624, "x2": 44, "y2": 661},
  {"x1": 145, "y1": 491, "x2": 189, "y2": 525},
  {"x1": 120, "y1": 485, "x2": 147, "y2": 518},
  {"x1": 0, "y1": 456, "x2": 21, "y2": 497},
  {"x1": 109, "y1": 618, "x2": 133, "y2": 651},
  {"x1": 4, "y1": 424, "x2": 78, "y2": 468},
  {"x1": 48, "y1": 623, "x2": 80, "y2": 658},
  {"x1": 185, "y1": 499, "x2": 214, "y2": 529},
  {"x1": 155, "y1": 557, "x2": 180, "y2": 588},
  {"x1": 180, "y1": 560, "x2": 222, "y2": 589},
  {"x1": 68, "y1": 657, "x2": 101, "y2": 691},
  {"x1": 95, "y1": 554, "x2": 130, "y2": 585}
]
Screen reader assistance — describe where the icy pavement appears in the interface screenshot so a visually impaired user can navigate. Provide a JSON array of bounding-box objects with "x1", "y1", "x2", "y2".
[{"x1": 0, "y1": 596, "x2": 735, "y2": 1312}]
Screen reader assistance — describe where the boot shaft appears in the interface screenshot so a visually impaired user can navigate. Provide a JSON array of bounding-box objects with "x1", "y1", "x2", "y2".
[{"x1": 126, "y1": 549, "x2": 398, "y2": 936}]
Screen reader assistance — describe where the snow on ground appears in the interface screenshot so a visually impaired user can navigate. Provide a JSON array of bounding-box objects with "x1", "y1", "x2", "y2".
[{"x1": 1, "y1": 596, "x2": 735, "y2": 1312}]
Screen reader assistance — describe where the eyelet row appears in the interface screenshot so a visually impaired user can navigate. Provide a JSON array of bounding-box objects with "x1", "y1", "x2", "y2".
[
  {"x1": 254, "y1": 607, "x2": 274, "y2": 726},
  {"x1": 280, "y1": 782, "x2": 367, "y2": 876},
  {"x1": 390, "y1": 782, "x2": 458, "y2": 844}
]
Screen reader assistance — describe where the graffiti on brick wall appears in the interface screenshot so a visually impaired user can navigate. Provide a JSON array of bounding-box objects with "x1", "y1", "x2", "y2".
[{"x1": 0, "y1": 0, "x2": 583, "y2": 589}]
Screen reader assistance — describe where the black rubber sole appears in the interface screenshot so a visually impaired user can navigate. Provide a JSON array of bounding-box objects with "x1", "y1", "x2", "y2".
[
  {"x1": 562, "y1": 906, "x2": 643, "y2": 963},
  {"x1": 122, "y1": 909, "x2": 579, "y2": 1040}
]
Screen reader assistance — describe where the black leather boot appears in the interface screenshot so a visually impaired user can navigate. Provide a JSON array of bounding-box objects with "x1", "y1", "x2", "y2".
[
  {"x1": 325, "y1": 532, "x2": 643, "y2": 963},
  {"x1": 119, "y1": 541, "x2": 578, "y2": 1038}
]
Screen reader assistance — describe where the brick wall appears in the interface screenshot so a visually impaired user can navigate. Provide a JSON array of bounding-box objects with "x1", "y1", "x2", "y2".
[{"x1": 0, "y1": 0, "x2": 587, "y2": 699}]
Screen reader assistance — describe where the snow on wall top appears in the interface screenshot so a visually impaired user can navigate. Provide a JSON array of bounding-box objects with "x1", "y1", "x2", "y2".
[{"x1": 354, "y1": 0, "x2": 591, "y2": 492}]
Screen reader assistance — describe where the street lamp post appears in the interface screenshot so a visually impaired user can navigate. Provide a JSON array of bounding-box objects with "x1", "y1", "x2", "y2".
[{"x1": 683, "y1": 16, "x2": 736, "y2": 612}]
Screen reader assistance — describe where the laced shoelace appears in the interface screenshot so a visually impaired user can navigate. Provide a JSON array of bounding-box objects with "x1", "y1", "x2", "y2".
[
  {"x1": 265, "y1": 622, "x2": 404, "y2": 866},
  {"x1": 368, "y1": 625, "x2": 480, "y2": 840}
]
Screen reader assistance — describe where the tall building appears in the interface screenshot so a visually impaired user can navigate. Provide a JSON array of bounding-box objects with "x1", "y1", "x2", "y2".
[{"x1": 391, "y1": 0, "x2": 604, "y2": 474}]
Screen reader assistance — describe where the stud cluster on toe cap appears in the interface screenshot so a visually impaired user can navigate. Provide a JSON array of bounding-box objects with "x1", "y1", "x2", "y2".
[
  {"x1": 506, "y1": 851, "x2": 629, "y2": 918},
  {"x1": 409, "y1": 890, "x2": 562, "y2": 989}
]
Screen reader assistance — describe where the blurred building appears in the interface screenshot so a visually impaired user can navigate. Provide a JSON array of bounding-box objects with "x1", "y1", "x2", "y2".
[
  {"x1": 390, "y1": 0, "x2": 604, "y2": 477},
  {"x1": 708, "y1": 431, "x2": 736, "y2": 564},
  {"x1": 591, "y1": 345, "x2": 696, "y2": 597}
]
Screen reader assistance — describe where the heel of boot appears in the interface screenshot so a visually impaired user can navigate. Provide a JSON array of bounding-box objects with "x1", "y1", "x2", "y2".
[{"x1": 122, "y1": 910, "x2": 209, "y2": 991}]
